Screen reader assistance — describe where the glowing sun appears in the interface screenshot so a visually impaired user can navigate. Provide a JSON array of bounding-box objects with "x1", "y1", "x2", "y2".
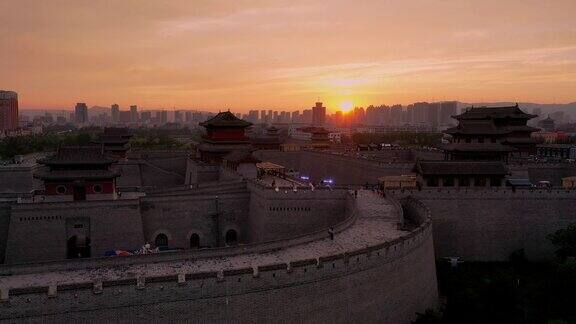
[{"x1": 339, "y1": 100, "x2": 354, "y2": 112}]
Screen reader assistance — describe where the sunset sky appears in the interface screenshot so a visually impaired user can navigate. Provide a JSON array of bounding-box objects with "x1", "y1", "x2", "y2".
[{"x1": 2, "y1": 0, "x2": 575, "y2": 112}]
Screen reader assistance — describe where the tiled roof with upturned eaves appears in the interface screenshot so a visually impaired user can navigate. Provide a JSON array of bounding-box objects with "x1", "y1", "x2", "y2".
[{"x1": 200, "y1": 111, "x2": 252, "y2": 128}]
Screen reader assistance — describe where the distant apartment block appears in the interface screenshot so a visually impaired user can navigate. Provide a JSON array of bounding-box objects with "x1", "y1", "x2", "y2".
[
  {"x1": 312, "y1": 102, "x2": 326, "y2": 125},
  {"x1": 0, "y1": 90, "x2": 19, "y2": 132},
  {"x1": 111, "y1": 104, "x2": 120, "y2": 123},
  {"x1": 130, "y1": 105, "x2": 139, "y2": 123},
  {"x1": 74, "y1": 103, "x2": 88, "y2": 124}
]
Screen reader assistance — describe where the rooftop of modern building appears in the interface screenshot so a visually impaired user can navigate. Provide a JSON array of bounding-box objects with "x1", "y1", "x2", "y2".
[
  {"x1": 199, "y1": 111, "x2": 252, "y2": 128},
  {"x1": 0, "y1": 90, "x2": 18, "y2": 99}
]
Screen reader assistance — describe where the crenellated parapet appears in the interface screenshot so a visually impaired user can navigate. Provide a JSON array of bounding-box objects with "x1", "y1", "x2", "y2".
[
  {"x1": 0, "y1": 192, "x2": 438, "y2": 323},
  {"x1": 386, "y1": 187, "x2": 576, "y2": 199},
  {"x1": 387, "y1": 187, "x2": 576, "y2": 261}
]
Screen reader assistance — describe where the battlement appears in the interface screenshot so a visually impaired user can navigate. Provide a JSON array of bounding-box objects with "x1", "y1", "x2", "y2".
[
  {"x1": 11, "y1": 198, "x2": 141, "y2": 211},
  {"x1": 0, "y1": 196, "x2": 433, "y2": 322},
  {"x1": 0, "y1": 194, "x2": 357, "y2": 276},
  {"x1": 386, "y1": 187, "x2": 576, "y2": 199}
]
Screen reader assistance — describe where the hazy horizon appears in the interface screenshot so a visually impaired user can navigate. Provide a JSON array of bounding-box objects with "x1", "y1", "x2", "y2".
[{"x1": 2, "y1": 0, "x2": 575, "y2": 113}]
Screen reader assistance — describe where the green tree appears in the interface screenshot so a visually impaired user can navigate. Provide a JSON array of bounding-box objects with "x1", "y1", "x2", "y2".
[
  {"x1": 412, "y1": 309, "x2": 444, "y2": 324},
  {"x1": 547, "y1": 224, "x2": 576, "y2": 260}
]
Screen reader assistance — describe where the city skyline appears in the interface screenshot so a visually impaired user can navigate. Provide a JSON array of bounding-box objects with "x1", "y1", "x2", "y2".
[{"x1": 3, "y1": 1, "x2": 576, "y2": 112}]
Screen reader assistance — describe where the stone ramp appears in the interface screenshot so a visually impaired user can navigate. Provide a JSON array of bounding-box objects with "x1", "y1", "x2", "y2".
[
  {"x1": 355, "y1": 190, "x2": 400, "y2": 221},
  {"x1": 0, "y1": 190, "x2": 408, "y2": 289}
]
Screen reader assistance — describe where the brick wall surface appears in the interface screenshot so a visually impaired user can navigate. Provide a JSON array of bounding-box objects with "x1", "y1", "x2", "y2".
[
  {"x1": 0, "y1": 206, "x2": 437, "y2": 324},
  {"x1": 388, "y1": 188, "x2": 576, "y2": 261}
]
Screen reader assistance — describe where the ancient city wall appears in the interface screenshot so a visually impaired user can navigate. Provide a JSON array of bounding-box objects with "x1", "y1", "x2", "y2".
[
  {"x1": 0, "y1": 204, "x2": 10, "y2": 263},
  {"x1": 140, "y1": 191, "x2": 250, "y2": 248},
  {"x1": 254, "y1": 150, "x2": 413, "y2": 185},
  {"x1": 255, "y1": 150, "x2": 576, "y2": 187},
  {"x1": 0, "y1": 197, "x2": 357, "y2": 276},
  {"x1": 246, "y1": 182, "x2": 349, "y2": 242},
  {"x1": 185, "y1": 159, "x2": 220, "y2": 185},
  {"x1": 0, "y1": 199, "x2": 437, "y2": 324},
  {"x1": 5, "y1": 200, "x2": 145, "y2": 264},
  {"x1": 0, "y1": 164, "x2": 42, "y2": 194},
  {"x1": 387, "y1": 188, "x2": 576, "y2": 261}
]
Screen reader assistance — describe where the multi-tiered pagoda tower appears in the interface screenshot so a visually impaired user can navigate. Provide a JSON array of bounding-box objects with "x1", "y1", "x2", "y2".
[
  {"x1": 94, "y1": 127, "x2": 133, "y2": 159},
  {"x1": 443, "y1": 104, "x2": 539, "y2": 161},
  {"x1": 36, "y1": 146, "x2": 119, "y2": 202},
  {"x1": 198, "y1": 111, "x2": 252, "y2": 163}
]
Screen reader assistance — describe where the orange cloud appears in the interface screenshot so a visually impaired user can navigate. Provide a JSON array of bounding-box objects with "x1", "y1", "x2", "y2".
[{"x1": 0, "y1": 0, "x2": 574, "y2": 111}]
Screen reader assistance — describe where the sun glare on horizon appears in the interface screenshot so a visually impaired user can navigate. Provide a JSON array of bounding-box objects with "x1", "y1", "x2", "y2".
[{"x1": 339, "y1": 100, "x2": 354, "y2": 112}]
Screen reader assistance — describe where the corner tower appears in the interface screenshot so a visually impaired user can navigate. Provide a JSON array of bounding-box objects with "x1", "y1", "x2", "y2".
[
  {"x1": 443, "y1": 104, "x2": 538, "y2": 161},
  {"x1": 36, "y1": 146, "x2": 119, "y2": 202},
  {"x1": 198, "y1": 111, "x2": 252, "y2": 163}
]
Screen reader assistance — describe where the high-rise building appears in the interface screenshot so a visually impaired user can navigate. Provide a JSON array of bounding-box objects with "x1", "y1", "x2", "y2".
[
  {"x1": 130, "y1": 105, "x2": 138, "y2": 123},
  {"x1": 427, "y1": 102, "x2": 440, "y2": 127},
  {"x1": 291, "y1": 111, "x2": 300, "y2": 123},
  {"x1": 353, "y1": 107, "x2": 366, "y2": 125},
  {"x1": 439, "y1": 101, "x2": 457, "y2": 126},
  {"x1": 334, "y1": 111, "x2": 343, "y2": 125},
  {"x1": 279, "y1": 111, "x2": 290, "y2": 123},
  {"x1": 44, "y1": 112, "x2": 54, "y2": 124},
  {"x1": 260, "y1": 110, "x2": 267, "y2": 122},
  {"x1": 248, "y1": 110, "x2": 259, "y2": 123},
  {"x1": 267, "y1": 110, "x2": 273, "y2": 123},
  {"x1": 119, "y1": 111, "x2": 131, "y2": 123},
  {"x1": 141, "y1": 111, "x2": 152, "y2": 123},
  {"x1": 174, "y1": 110, "x2": 183, "y2": 123},
  {"x1": 185, "y1": 111, "x2": 192, "y2": 123},
  {"x1": 412, "y1": 102, "x2": 429, "y2": 124},
  {"x1": 312, "y1": 102, "x2": 326, "y2": 126},
  {"x1": 111, "y1": 104, "x2": 120, "y2": 123},
  {"x1": 0, "y1": 90, "x2": 19, "y2": 132},
  {"x1": 160, "y1": 110, "x2": 168, "y2": 124},
  {"x1": 74, "y1": 103, "x2": 89, "y2": 124},
  {"x1": 401, "y1": 105, "x2": 412, "y2": 124},
  {"x1": 390, "y1": 105, "x2": 403, "y2": 126},
  {"x1": 551, "y1": 111, "x2": 566, "y2": 124},
  {"x1": 302, "y1": 109, "x2": 313, "y2": 124},
  {"x1": 365, "y1": 106, "x2": 379, "y2": 126}
]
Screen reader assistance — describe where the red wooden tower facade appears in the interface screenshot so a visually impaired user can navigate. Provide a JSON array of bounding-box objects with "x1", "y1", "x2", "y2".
[{"x1": 198, "y1": 111, "x2": 252, "y2": 163}]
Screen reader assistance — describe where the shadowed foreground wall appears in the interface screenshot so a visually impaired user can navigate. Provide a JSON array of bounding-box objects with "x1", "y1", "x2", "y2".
[
  {"x1": 5, "y1": 200, "x2": 145, "y2": 264},
  {"x1": 388, "y1": 188, "x2": 576, "y2": 261},
  {"x1": 0, "y1": 201, "x2": 437, "y2": 323},
  {"x1": 247, "y1": 182, "x2": 348, "y2": 242}
]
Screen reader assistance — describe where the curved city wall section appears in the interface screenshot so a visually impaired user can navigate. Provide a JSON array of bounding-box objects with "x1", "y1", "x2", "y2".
[{"x1": 0, "y1": 192, "x2": 438, "y2": 323}]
